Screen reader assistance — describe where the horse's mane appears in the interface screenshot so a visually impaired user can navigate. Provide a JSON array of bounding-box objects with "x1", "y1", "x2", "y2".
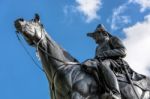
[{"x1": 62, "y1": 49, "x2": 79, "y2": 62}]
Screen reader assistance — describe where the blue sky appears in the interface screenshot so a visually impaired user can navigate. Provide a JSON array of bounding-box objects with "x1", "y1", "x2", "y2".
[{"x1": 0, "y1": 0, "x2": 150, "y2": 99}]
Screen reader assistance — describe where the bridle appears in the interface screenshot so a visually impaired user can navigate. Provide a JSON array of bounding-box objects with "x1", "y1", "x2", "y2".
[
  {"x1": 16, "y1": 20, "x2": 79, "y2": 68},
  {"x1": 16, "y1": 20, "x2": 80, "y2": 99}
]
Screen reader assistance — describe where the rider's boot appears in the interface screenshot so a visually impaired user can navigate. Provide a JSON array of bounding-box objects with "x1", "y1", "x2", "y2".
[
  {"x1": 112, "y1": 94, "x2": 121, "y2": 99},
  {"x1": 102, "y1": 92, "x2": 121, "y2": 99},
  {"x1": 97, "y1": 61, "x2": 121, "y2": 99},
  {"x1": 111, "y1": 90, "x2": 121, "y2": 99}
]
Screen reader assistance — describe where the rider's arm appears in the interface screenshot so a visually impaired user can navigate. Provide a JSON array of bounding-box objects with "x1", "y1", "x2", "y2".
[{"x1": 102, "y1": 36, "x2": 126, "y2": 59}]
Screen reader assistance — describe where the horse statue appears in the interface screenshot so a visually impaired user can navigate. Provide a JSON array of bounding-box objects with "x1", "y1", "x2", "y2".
[{"x1": 14, "y1": 14, "x2": 150, "y2": 99}]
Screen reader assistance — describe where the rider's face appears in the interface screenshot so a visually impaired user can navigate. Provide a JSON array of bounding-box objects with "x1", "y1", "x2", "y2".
[{"x1": 93, "y1": 32, "x2": 108, "y2": 44}]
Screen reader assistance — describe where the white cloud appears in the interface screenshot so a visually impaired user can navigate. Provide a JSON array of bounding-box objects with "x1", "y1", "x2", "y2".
[
  {"x1": 129, "y1": 0, "x2": 150, "y2": 12},
  {"x1": 108, "y1": 0, "x2": 150, "y2": 30},
  {"x1": 64, "y1": 0, "x2": 102, "y2": 23},
  {"x1": 64, "y1": 5, "x2": 77, "y2": 15},
  {"x1": 75, "y1": 0, "x2": 102, "y2": 22},
  {"x1": 109, "y1": 3, "x2": 131, "y2": 30},
  {"x1": 123, "y1": 14, "x2": 150, "y2": 76}
]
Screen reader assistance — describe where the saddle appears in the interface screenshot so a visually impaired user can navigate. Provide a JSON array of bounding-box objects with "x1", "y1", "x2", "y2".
[
  {"x1": 82, "y1": 59, "x2": 150, "y2": 92},
  {"x1": 117, "y1": 73, "x2": 150, "y2": 91}
]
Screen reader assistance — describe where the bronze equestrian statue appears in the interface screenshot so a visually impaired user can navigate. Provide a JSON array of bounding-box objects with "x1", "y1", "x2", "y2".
[
  {"x1": 83, "y1": 24, "x2": 147, "y2": 99},
  {"x1": 14, "y1": 14, "x2": 150, "y2": 99}
]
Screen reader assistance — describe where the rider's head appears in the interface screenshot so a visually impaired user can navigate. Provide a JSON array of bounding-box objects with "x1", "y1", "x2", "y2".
[{"x1": 87, "y1": 24, "x2": 111, "y2": 44}]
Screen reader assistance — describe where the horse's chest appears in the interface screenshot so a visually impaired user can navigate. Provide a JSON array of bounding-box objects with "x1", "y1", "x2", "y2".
[
  {"x1": 72, "y1": 75, "x2": 99, "y2": 98},
  {"x1": 54, "y1": 67, "x2": 99, "y2": 99}
]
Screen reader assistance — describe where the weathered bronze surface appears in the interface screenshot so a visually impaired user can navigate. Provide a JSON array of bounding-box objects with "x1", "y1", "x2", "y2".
[{"x1": 14, "y1": 14, "x2": 150, "y2": 99}]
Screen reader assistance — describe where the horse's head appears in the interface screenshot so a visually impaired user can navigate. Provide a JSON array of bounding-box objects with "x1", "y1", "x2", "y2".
[{"x1": 14, "y1": 14, "x2": 44, "y2": 45}]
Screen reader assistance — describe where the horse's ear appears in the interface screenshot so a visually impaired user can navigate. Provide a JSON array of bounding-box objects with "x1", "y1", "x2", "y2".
[{"x1": 34, "y1": 13, "x2": 40, "y2": 22}]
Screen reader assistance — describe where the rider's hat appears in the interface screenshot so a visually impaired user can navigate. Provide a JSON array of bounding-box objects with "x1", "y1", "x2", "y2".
[{"x1": 87, "y1": 24, "x2": 111, "y2": 37}]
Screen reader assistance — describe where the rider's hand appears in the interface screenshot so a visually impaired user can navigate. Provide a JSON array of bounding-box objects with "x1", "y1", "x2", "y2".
[
  {"x1": 82, "y1": 59, "x2": 98, "y2": 69},
  {"x1": 95, "y1": 55, "x2": 105, "y2": 61}
]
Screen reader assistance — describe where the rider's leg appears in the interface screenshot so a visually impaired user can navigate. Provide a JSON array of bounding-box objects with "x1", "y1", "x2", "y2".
[{"x1": 98, "y1": 60, "x2": 120, "y2": 98}]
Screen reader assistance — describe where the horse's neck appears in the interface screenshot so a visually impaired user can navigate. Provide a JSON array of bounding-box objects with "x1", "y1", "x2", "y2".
[{"x1": 36, "y1": 30, "x2": 77, "y2": 82}]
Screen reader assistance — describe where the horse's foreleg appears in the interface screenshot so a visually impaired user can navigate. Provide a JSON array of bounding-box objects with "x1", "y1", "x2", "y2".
[
  {"x1": 71, "y1": 92, "x2": 85, "y2": 99},
  {"x1": 142, "y1": 91, "x2": 150, "y2": 99}
]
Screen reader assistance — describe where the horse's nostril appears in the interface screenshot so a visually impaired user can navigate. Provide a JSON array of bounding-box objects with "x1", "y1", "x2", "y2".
[{"x1": 19, "y1": 18, "x2": 24, "y2": 21}]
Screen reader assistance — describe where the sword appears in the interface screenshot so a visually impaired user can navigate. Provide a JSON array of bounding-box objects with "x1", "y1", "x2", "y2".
[{"x1": 122, "y1": 60, "x2": 140, "y2": 99}]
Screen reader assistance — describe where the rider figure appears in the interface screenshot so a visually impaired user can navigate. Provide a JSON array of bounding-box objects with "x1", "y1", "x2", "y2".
[{"x1": 86, "y1": 24, "x2": 127, "y2": 99}]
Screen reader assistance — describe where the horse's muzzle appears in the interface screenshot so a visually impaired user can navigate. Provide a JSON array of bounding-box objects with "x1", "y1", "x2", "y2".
[{"x1": 14, "y1": 18, "x2": 24, "y2": 32}]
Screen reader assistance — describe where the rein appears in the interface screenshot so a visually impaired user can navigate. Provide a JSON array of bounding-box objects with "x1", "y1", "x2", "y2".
[
  {"x1": 16, "y1": 32, "x2": 44, "y2": 72},
  {"x1": 35, "y1": 26, "x2": 80, "y2": 66},
  {"x1": 16, "y1": 23, "x2": 80, "y2": 99},
  {"x1": 16, "y1": 24, "x2": 80, "y2": 72}
]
